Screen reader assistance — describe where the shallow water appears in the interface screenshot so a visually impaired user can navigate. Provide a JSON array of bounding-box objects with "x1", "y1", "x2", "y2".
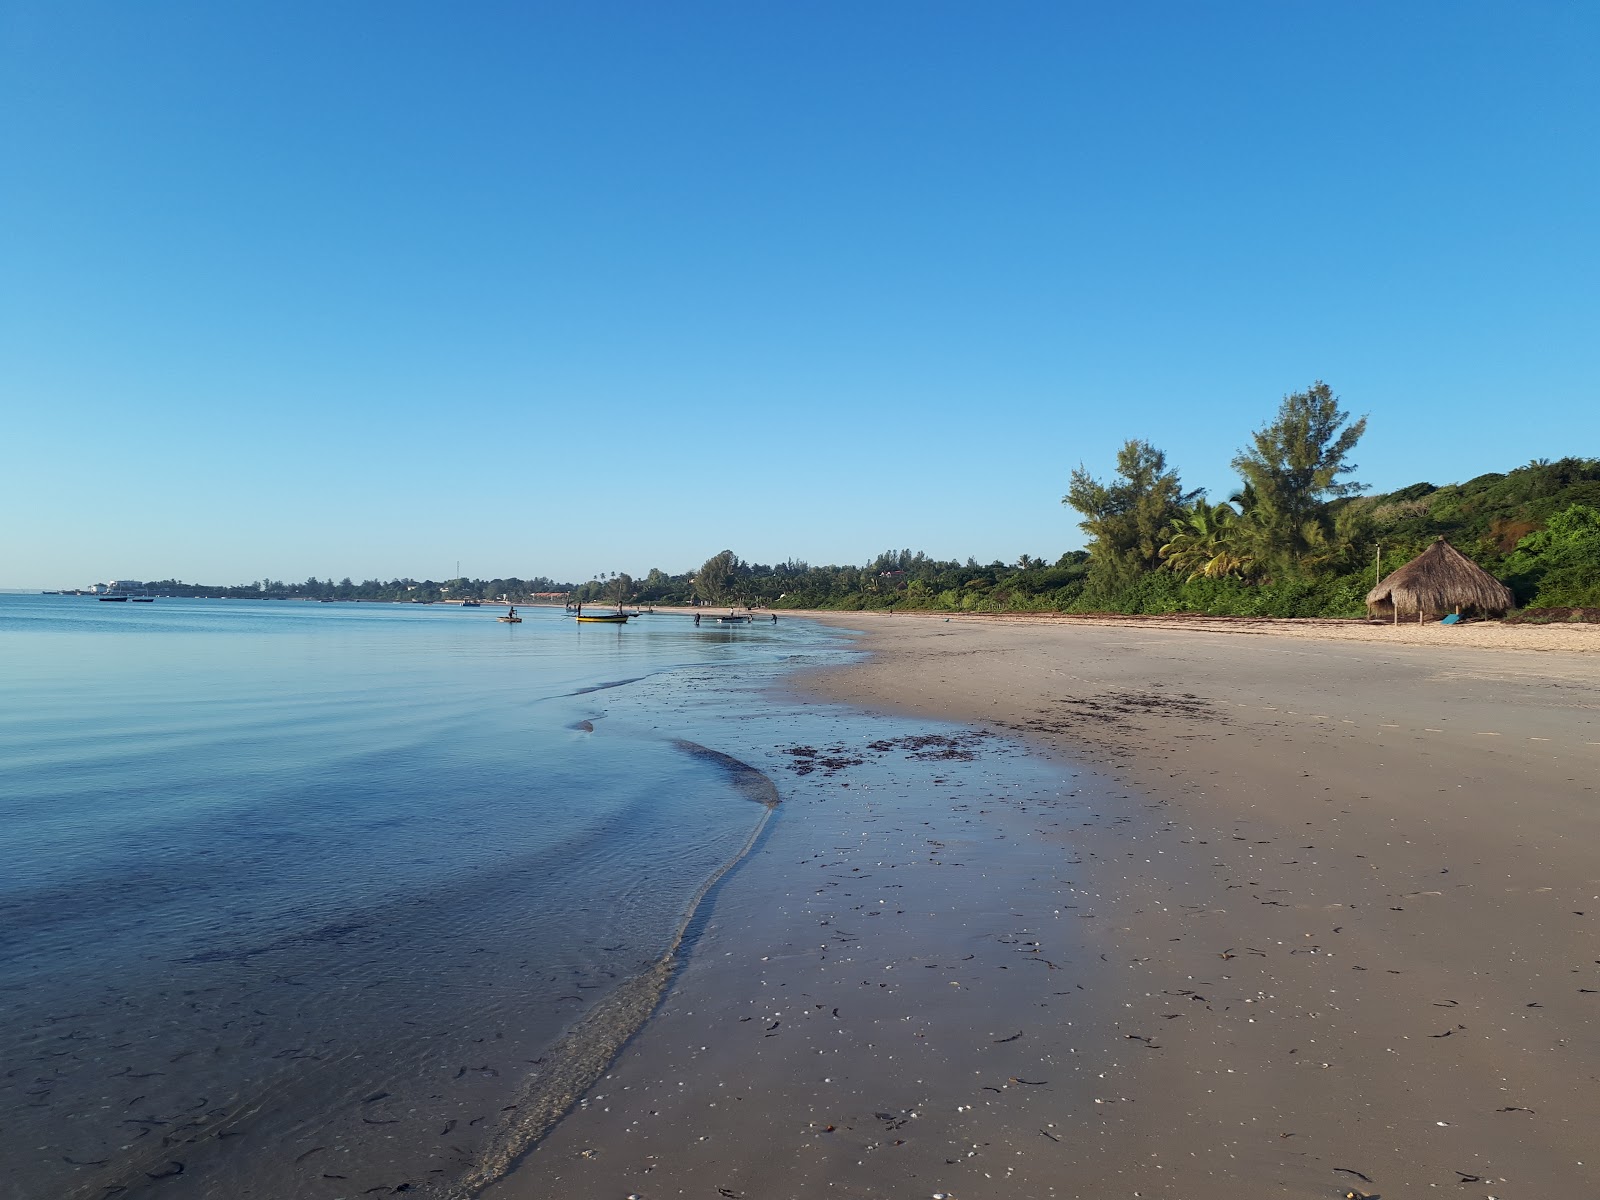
[{"x1": 0, "y1": 597, "x2": 848, "y2": 1199}]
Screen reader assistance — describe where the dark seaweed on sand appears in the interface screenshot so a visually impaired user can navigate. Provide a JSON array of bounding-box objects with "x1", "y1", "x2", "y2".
[{"x1": 781, "y1": 731, "x2": 993, "y2": 774}]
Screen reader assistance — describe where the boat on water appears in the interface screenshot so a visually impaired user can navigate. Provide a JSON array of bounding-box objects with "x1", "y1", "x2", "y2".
[
  {"x1": 573, "y1": 600, "x2": 628, "y2": 624},
  {"x1": 497, "y1": 615, "x2": 522, "y2": 623},
  {"x1": 130, "y1": 597, "x2": 154, "y2": 603},
  {"x1": 97, "y1": 594, "x2": 129, "y2": 602},
  {"x1": 461, "y1": 600, "x2": 481, "y2": 608}
]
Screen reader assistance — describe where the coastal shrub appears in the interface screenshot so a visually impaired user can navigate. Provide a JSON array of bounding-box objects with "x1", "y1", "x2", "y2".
[
  {"x1": 1502, "y1": 504, "x2": 1600, "y2": 607},
  {"x1": 1064, "y1": 570, "x2": 1369, "y2": 618}
]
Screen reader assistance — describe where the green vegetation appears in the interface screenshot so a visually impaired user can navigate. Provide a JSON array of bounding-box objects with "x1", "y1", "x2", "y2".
[
  {"x1": 653, "y1": 386, "x2": 1595, "y2": 618},
  {"x1": 113, "y1": 388, "x2": 1598, "y2": 619},
  {"x1": 1064, "y1": 440, "x2": 1199, "y2": 593},
  {"x1": 134, "y1": 575, "x2": 574, "y2": 603}
]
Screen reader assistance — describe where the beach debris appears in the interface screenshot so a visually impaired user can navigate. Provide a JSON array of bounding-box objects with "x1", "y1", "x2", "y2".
[
  {"x1": 145, "y1": 1161, "x2": 185, "y2": 1179},
  {"x1": 993, "y1": 1031, "x2": 1022, "y2": 1043},
  {"x1": 1333, "y1": 1167, "x2": 1373, "y2": 1183},
  {"x1": 779, "y1": 744, "x2": 864, "y2": 775}
]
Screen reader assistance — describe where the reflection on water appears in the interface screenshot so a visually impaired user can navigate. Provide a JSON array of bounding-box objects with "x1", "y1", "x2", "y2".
[{"x1": 0, "y1": 597, "x2": 841, "y2": 1199}]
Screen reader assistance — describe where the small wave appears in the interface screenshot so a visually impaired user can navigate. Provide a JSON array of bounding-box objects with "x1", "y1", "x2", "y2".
[
  {"x1": 564, "y1": 677, "x2": 646, "y2": 696},
  {"x1": 451, "y1": 742, "x2": 781, "y2": 1195},
  {"x1": 668, "y1": 740, "x2": 781, "y2": 808}
]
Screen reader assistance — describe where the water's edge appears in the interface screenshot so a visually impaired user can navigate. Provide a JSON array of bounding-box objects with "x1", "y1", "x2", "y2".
[{"x1": 452, "y1": 738, "x2": 782, "y2": 1196}]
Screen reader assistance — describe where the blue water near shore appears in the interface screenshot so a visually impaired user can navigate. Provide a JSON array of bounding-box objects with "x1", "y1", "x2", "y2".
[{"x1": 0, "y1": 595, "x2": 848, "y2": 1199}]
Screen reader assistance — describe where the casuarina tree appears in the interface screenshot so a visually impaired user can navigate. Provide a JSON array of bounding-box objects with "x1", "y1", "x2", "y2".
[
  {"x1": 1064, "y1": 440, "x2": 1200, "y2": 592},
  {"x1": 1231, "y1": 382, "x2": 1366, "y2": 569},
  {"x1": 693, "y1": 550, "x2": 744, "y2": 604}
]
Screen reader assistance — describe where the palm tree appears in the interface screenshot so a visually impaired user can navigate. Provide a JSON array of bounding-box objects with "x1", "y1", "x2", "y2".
[{"x1": 1160, "y1": 500, "x2": 1256, "y2": 580}]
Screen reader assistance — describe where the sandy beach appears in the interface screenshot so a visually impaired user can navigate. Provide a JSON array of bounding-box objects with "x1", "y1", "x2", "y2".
[{"x1": 484, "y1": 613, "x2": 1599, "y2": 1200}]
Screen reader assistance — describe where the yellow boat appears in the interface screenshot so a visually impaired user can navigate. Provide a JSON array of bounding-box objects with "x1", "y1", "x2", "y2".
[
  {"x1": 497, "y1": 615, "x2": 522, "y2": 623},
  {"x1": 575, "y1": 612, "x2": 628, "y2": 624}
]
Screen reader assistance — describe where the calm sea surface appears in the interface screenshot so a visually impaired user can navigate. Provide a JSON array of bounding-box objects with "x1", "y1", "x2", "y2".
[{"x1": 0, "y1": 595, "x2": 848, "y2": 1199}]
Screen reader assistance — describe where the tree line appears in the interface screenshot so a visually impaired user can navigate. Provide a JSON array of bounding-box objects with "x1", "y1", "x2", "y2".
[
  {"x1": 664, "y1": 383, "x2": 1597, "y2": 617},
  {"x1": 134, "y1": 576, "x2": 574, "y2": 603},
  {"x1": 121, "y1": 385, "x2": 1599, "y2": 617}
]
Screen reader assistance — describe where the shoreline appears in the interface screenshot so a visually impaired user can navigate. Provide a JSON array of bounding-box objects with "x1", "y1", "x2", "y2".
[
  {"x1": 786, "y1": 605, "x2": 1600, "y2": 653},
  {"x1": 456, "y1": 740, "x2": 783, "y2": 1197},
  {"x1": 486, "y1": 612, "x2": 1599, "y2": 1199}
]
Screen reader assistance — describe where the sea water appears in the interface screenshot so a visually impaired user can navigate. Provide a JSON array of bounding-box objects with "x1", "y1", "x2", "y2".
[{"x1": 0, "y1": 596, "x2": 848, "y2": 1199}]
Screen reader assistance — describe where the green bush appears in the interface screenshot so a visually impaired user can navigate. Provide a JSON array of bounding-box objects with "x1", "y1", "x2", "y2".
[{"x1": 1503, "y1": 504, "x2": 1600, "y2": 607}]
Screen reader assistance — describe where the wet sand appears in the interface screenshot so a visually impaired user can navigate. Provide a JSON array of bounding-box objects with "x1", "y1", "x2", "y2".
[{"x1": 485, "y1": 614, "x2": 1599, "y2": 1200}]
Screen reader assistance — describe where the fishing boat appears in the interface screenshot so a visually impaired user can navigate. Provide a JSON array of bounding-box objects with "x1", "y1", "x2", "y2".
[
  {"x1": 497, "y1": 615, "x2": 522, "y2": 623},
  {"x1": 130, "y1": 596, "x2": 154, "y2": 603},
  {"x1": 97, "y1": 594, "x2": 128, "y2": 602},
  {"x1": 461, "y1": 600, "x2": 481, "y2": 608},
  {"x1": 573, "y1": 600, "x2": 628, "y2": 624}
]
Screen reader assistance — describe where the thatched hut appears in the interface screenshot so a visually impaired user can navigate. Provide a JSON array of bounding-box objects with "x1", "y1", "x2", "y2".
[{"x1": 1366, "y1": 537, "x2": 1515, "y2": 623}]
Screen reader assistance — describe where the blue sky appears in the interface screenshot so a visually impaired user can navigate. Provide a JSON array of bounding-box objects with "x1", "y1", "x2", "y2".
[{"x1": 2, "y1": 2, "x2": 1596, "y2": 587}]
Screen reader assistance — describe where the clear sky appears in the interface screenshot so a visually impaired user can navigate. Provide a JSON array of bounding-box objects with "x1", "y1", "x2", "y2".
[{"x1": 2, "y1": 2, "x2": 1596, "y2": 587}]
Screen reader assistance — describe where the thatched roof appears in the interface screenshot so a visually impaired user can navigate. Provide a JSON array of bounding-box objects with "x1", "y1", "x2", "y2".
[{"x1": 1366, "y1": 538, "x2": 1515, "y2": 617}]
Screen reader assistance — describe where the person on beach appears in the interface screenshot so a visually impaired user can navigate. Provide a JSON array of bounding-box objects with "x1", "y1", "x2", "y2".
[
  {"x1": 694, "y1": 613, "x2": 700, "y2": 626},
  {"x1": 771, "y1": 613, "x2": 778, "y2": 624}
]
